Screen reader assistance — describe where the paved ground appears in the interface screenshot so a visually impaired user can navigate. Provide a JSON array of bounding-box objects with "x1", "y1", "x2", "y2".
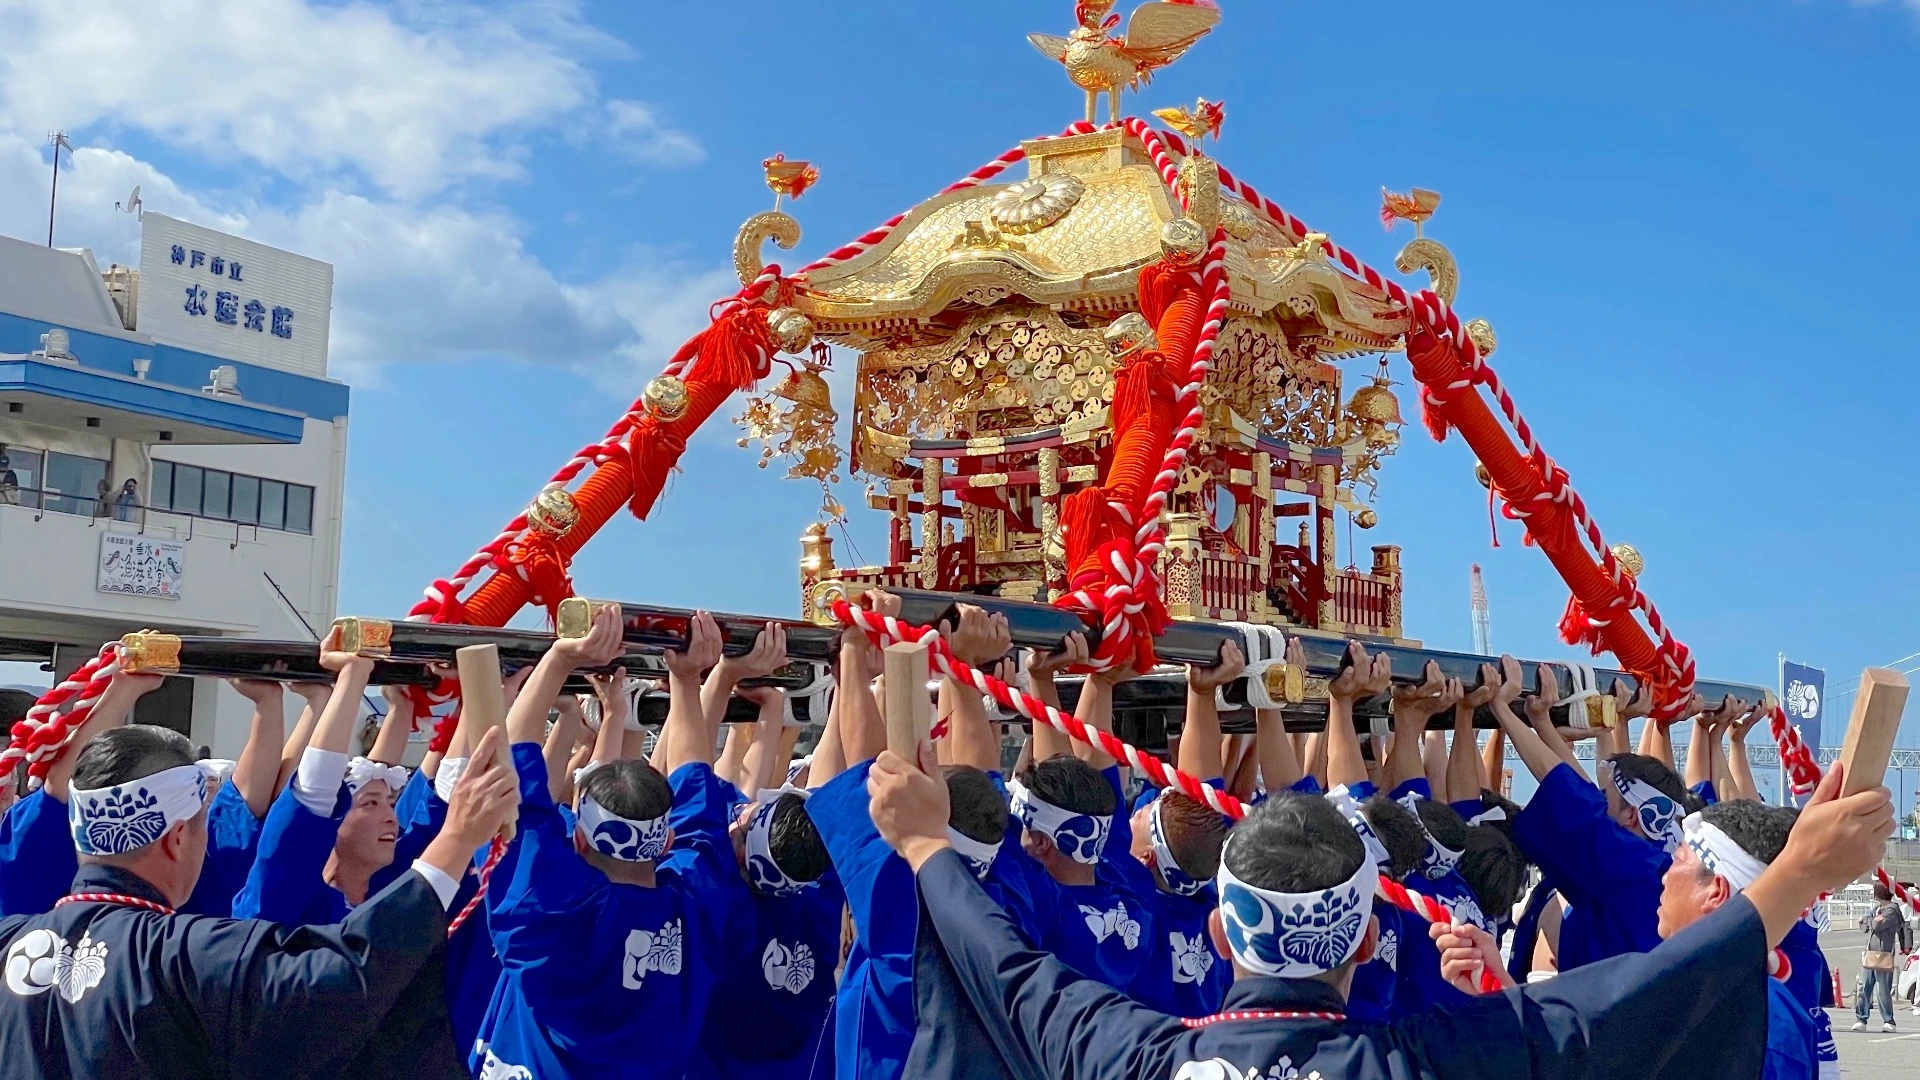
[{"x1": 1822, "y1": 932, "x2": 1920, "y2": 1078}]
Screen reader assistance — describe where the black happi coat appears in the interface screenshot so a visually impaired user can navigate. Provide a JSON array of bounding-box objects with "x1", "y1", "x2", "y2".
[
  {"x1": 909, "y1": 849, "x2": 1769, "y2": 1080},
  {"x1": 0, "y1": 864, "x2": 463, "y2": 1080}
]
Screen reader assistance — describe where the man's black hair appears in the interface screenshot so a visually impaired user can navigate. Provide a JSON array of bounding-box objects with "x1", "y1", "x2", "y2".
[
  {"x1": 1457, "y1": 825, "x2": 1529, "y2": 917},
  {"x1": 1358, "y1": 795, "x2": 1424, "y2": 882},
  {"x1": 579, "y1": 759, "x2": 673, "y2": 824},
  {"x1": 1155, "y1": 790, "x2": 1229, "y2": 881},
  {"x1": 1607, "y1": 752, "x2": 1701, "y2": 814},
  {"x1": 943, "y1": 764, "x2": 1009, "y2": 846},
  {"x1": 1697, "y1": 800, "x2": 1797, "y2": 873},
  {"x1": 71, "y1": 724, "x2": 195, "y2": 791},
  {"x1": 1222, "y1": 791, "x2": 1365, "y2": 894},
  {"x1": 1413, "y1": 797, "x2": 1470, "y2": 854},
  {"x1": 1475, "y1": 789, "x2": 1524, "y2": 843},
  {"x1": 768, "y1": 792, "x2": 829, "y2": 883},
  {"x1": 1016, "y1": 753, "x2": 1116, "y2": 818},
  {"x1": 1875, "y1": 882, "x2": 1894, "y2": 902}
]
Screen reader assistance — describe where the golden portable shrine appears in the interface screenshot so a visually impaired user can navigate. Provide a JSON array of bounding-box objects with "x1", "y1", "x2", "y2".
[{"x1": 11, "y1": 0, "x2": 1836, "y2": 844}]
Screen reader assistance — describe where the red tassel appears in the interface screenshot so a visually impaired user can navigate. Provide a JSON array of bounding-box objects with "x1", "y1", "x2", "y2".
[
  {"x1": 427, "y1": 708, "x2": 459, "y2": 755},
  {"x1": 1485, "y1": 486, "x2": 1500, "y2": 549},
  {"x1": 1557, "y1": 594, "x2": 1606, "y2": 656},
  {"x1": 503, "y1": 533, "x2": 574, "y2": 624}
]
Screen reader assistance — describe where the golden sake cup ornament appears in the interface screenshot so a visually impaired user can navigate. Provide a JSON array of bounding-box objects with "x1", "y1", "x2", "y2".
[
  {"x1": 762, "y1": 154, "x2": 819, "y2": 208},
  {"x1": 1610, "y1": 543, "x2": 1645, "y2": 578},
  {"x1": 643, "y1": 375, "x2": 690, "y2": 423},
  {"x1": 1103, "y1": 312, "x2": 1158, "y2": 360},
  {"x1": 525, "y1": 488, "x2": 579, "y2": 537},
  {"x1": 766, "y1": 307, "x2": 815, "y2": 354},
  {"x1": 1160, "y1": 218, "x2": 1208, "y2": 266}
]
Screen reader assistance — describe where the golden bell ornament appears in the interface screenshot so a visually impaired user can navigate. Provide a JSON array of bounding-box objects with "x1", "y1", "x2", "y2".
[
  {"x1": 1472, "y1": 460, "x2": 1491, "y2": 489},
  {"x1": 1465, "y1": 318, "x2": 1498, "y2": 357},
  {"x1": 772, "y1": 363, "x2": 834, "y2": 412},
  {"x1": 643, "y1": 375, "x2": 690, "y2": 423},
  {"x1": 1355, "y1": 508, "x2": 1378, "y2": 529},
  {"x1": 1103, "y1": 312, "x2": 1158, "y2": 359},
  {"x1": 766, "y1": 307, "x2": 815, "y2": 354},
  {"x1": 1610, "y1": 543, "x2": 1645, "y2": 577},
  {"x1": 525, "y1": 488, "x2": 580, "y2": 537},
  {"x1": 1160, "y1": 218, "x2": 1208, "y2": 267}
]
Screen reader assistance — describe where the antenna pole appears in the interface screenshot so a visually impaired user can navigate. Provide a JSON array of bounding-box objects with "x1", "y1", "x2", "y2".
[{"x1": 46, "y1": 131, "x2": 68, "y2": 248}]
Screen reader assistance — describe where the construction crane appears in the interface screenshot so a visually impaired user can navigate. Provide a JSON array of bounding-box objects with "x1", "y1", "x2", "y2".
[{"x1": 1470, "y1": 563, "x2": 1492, "y2": 656}]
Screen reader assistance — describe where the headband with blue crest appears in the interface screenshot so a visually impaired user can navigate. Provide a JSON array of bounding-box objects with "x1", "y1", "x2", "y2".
[
  {"x1": 1326, "y1": 784, "x2": 1392, "y2": 875},
  {"x1": 1394, "y1": 791, "x2": 1464, "y2": 881},
  {"x1": 1215, "y1": 832, "x2": 1376, "y2": 978},
  {"x1": 1603, "y1": 760, "x2": 1682, "y2": 853},
  {"x1": 576, "y1": 793, "x2": 670, "y2": 863},
  {"x1": 70, "y1": 762, "x2": 219, "y2": 856},
  {"x1": 1147, "y1": 794, "x2": 1207, "y2": 897},
  {"x1": 1008, "y1": 777, "x2": 1110, "y2": 865},
  {"x1": 946, "y1": 826, "x2": 1000, "y2": 880},
  {"x1": 745, "y1": 786, "x2": 816, "y2": 896}
]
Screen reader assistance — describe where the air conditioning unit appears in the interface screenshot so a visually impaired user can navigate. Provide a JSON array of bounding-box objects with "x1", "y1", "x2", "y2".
[
  {"x1": 36, "y1": 329, "x2": 73, "y2": 362},
  {"x1": 203, "y1": 365, "x2": 240, "y2": 397}
]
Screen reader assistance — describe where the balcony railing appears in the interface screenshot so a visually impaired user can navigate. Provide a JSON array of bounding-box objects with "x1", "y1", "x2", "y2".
[{"x1": 0, "y1": 487, "x2": 269, "y2": 545}]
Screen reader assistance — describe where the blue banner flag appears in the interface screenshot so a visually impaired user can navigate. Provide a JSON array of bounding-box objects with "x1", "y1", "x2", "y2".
[{"x1": 1780, "y1": 659, "x2": 1825, "y2": 758}]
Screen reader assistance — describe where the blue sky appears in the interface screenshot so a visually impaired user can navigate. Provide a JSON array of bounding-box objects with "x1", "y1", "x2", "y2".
[{"x1": 3, "y1": 0, "x2": 1917, "y2": 763}]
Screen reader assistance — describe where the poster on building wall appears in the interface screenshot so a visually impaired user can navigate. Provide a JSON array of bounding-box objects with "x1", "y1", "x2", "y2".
[
  {"x1": 97, "y1": 533, "x2": 184, "y2": 600},
  {"x1": 135, "y1": 213, "x2": 334, "y2": 378}
]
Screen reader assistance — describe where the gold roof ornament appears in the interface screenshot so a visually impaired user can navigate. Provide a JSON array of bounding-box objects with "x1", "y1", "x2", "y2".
[
  {"x1": 1152, "y1": 97, "x2": 1226, "y2": 150},
  {"x1": 735, "y1": 355, "x2": 844, "y2": 489},
  {"x1": 1380, "y1": 187, "x2": 1442, "y2": 237},
  {"x1": 763, "y1": 154, "x2": 818, "y2": 210},
  {"x1": 1103, "y1": 312, "x2": 1158, "y2": 359},
  {"x1": 1028, "y1": 0, "x2": 1222, "y2": 124},
  {"x1": 991, "y1": 173, "x2": 1087, "y2": 235}
]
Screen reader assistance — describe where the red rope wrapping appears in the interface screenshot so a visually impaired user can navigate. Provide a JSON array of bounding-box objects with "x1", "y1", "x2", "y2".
[
  {"x1": 831, "y1": 598, "x2": 1502, "y2": 993},
  {"x1": 0, "y1": 643, "x2": 121, "y2": 785}
]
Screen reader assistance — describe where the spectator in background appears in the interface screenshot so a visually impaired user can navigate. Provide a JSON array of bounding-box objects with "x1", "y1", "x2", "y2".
[
  {"x1": 1852, "y1": 882, "x2": 1910, "y2": 1032},
  {"x1": 0, "y1": 451, "x2": 17, "y2": 505},
  {"x1": 93, "y1": 478, "x2": 112, "y2": 518},
  {"x1": 115, "y1": 478, "x2": 141, "y2": 522},
  {"x1": 357, "y1": 716, "x2": 380, "y2": 758}
]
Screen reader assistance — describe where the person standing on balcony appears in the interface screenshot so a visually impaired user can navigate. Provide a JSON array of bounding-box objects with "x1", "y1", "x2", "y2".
[
  {"x1": 1850, "y1": 882, "x2": 1909, "y2": 1032},
  {"x1": 92, "y1": 478, "x2": 111, "y2": 519},
  {"x1": 114, "y1": 479, "x2": 140, "y2": 522}
]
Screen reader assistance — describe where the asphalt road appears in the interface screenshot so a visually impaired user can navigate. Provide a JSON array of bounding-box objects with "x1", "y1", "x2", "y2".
[{"x1": 1822, "y1": 931, "x2": 1920, "y2": 1078}]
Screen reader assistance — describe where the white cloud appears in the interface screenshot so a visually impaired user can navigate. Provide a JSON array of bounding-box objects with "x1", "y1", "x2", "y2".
[
  {"x1": 603, "y1": 100, "x2": 707, "y2": 167},
  {"x1": 0, "y1": 0, "x2": 698, "y2": 200}
]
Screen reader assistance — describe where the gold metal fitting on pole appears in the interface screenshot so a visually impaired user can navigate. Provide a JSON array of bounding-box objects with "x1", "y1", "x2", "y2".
[
  {"x1": 1264, "y1": 662, "x2": 1306, "y2": 705},
  {"x1": 333, "y1": 617, "x2": 393, "y2": 658},
  {"x1": 555, "y1": 597, "x2": 614, "y2": 640},
  {"x1": 118, "y1": 631, "x2": 182, "y2": 675}
]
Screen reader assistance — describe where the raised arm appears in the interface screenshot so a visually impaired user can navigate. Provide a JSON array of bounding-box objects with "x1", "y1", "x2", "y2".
[
  {"x1": 807, "y1": 689, "x2": 846, "y2": 788},
  {"x1": 835, "y1": 592, "x2": 896, "y2": 766},
  {"x1": 1025, "y1": 632, "x2": 1090, "y2": 764},
  {"x1": 1446, "y1": 681, "x2": 1484, "y2": 804},
  {"x1": 736, "y1": 686, "x2": 787, "y2": 799},
  {"x1": 1689, "y1": 696, "x2": 1739, "y2": 798},
  {"x1": 1385, "y1": 662, "x2": 1450, "y2": 793},
  {"x1": 543, "y1": 691, "x2": 587, "y2": 800},
  {"x1": 506, "y1": 605, "x2": 625, "y2": 749},
  {"x1": 701, "y1": 622, "x2": 787, "y2": 746},
  {"x1": 658, "y1": 612, "x2": 725, "y2": 774},
  {"x1": 1253, "y1": 708, "x2": 1302, "y2": 793},
  {"x1": 366, "y1": 686, "x2": 414, "y2": 766},
  {"x1": 1479, "y1": 727, "x2": 1505, "y2": 796},
  {"x1": 941, "y1": 605, "x2": 1014, "y2": 772},
  {"x1": 1489, "y1": 658, "x2": 1566, "y2": 783},
  {"x1": 278, "y1": 681, "x2": 331, "y2": 794},
  {"x1": 46, "y1": 672, "x2": 164, "y2": 801},
  {"x1": 1638, "y1": 693, "x2": 1698, "y2": 771},
  {"x1": 227, "y1": 677, "x2": 289, "y2": 818},
  {"x1": 1180, "y1": 640, "x2": 1245, "y2": 784},
  {"x1": 1326, "y1": 643, "x2": 1392, "y2": 791},
  {"x1": 1725, "y1": 704, "x2": 1762, "y2": 803},
  {"x1": 587, "y1": 669, "x2": 632, "y2": 766},
  {"x1": 1072, "y1": 660, "x2": 1136, "y2": 772},
  {"x1": 1522, "y1": 663, "x2": 1587, "y2": 779}
]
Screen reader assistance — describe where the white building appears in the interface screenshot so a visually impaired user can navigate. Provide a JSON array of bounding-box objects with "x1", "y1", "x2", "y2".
[{"x1": 0, "y1": 213, "x2": 348, "y2": 758}]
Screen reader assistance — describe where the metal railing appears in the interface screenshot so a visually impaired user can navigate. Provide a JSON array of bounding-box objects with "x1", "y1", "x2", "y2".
[{"x1": 0, "y1": 486, "x2": 293, "y2": 545}]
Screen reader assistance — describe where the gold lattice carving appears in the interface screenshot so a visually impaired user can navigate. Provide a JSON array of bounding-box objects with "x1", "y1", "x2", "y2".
[{"x1": 1206, "y1": 317, "x2": 1341, "y2": 445}]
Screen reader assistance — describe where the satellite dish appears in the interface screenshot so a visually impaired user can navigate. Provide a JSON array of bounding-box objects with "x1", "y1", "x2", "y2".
[{"x1": 116, "y1": 185, "x2": 142, "y2": 216}]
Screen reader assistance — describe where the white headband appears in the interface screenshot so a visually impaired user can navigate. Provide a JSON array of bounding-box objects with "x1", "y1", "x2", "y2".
[
  {"x1": 1327, "y1": 785, "x2": 1392, "y2": 876},
  {"x1": 1215, "y1": 833, "x2": 1376, "y2": 977},
  {"x1": 1682, "y1": 813, "x2": 1768, "y2": 892},
  {"x1": 70, "y1": 762, "x2": 218, "y2": 856},
  {"x1": 1395, "y1": 792, "x2": 1464, "y2": 881},
  {"x1": 946, "y1": 826, "x2": 1000, "y2": 880},
  {"x1": 345, "y1": 757, "x2": 409, "y2": 798},
  {"x1": 1147, "y1": 794, "x2": 1208, "y2": 897},
  {"x1": 1008, "y1": 777, "x2": 1111, "y2": 865},
  {"x1": 200, "y1": 758, "x2": 236, "y2": 784},
  {"x1": 577, "y1": 794, "x2": 670, "y2": 863},
  {"x1": 744, "y1": 786, "x2": 816, "y2": 896},
  {"x1": 433, "y1": 757, "x2": 468, "y2": 804},
  {"x1": 1604, "y1": 761, "x2": 1683, "y2": 853}
]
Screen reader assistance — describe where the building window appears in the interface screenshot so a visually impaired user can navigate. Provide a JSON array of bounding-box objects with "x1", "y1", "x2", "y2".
[
  {"x1": 148, "y1": 461, "x2": 313, "y2": 535},
  {"x1": 43, "y1": 452, "x2": 108, "y2": 517},
  {"x1": 285, "y1": 483, "x2": 313, "y2": 534},
  {"x1": 172, "y1": 465, "x2": 204, "y2": 516},
  {"x1": 202, "y1": 470, "x2": 230, "y2": 519},
  {"x1": 231, "y1": 474, "x2": 259, "y2": 524},
  {"x1": 260, "y1": 479, "x2": 285, "y2": 530}
]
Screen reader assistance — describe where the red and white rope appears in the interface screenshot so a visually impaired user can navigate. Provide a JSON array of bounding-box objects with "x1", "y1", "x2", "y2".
[
  {"x1": 1, "y1": 642, "x2": 122, "y2": 785},
  {"x1": 57, "y1": 891, "x2": 175, "y2": 916},
  {"x1": 1767, "y1": 704, "x2": 1916, "y2": 915},
  {"x1": 1140, "y1": 125, "x2": 1697, "y2": 719},
  {"x1": 833, "y1": 597, "x2": 1501, "y2": 991}
]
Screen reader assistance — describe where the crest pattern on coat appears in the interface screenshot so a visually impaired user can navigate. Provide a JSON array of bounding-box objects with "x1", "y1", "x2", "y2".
[
  {"x1": 622, "y1": 920, "x2": 683, "y2": 989},
  {"x1": 761, "y1": 938, "x2": 817, "y2": 994},
  {"x1": 1080, "y1": 900, "x2": 1143, "y2": 950},
  {"x1": 4, "y1": 929, "x2": 108, "y2": 1004}
]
